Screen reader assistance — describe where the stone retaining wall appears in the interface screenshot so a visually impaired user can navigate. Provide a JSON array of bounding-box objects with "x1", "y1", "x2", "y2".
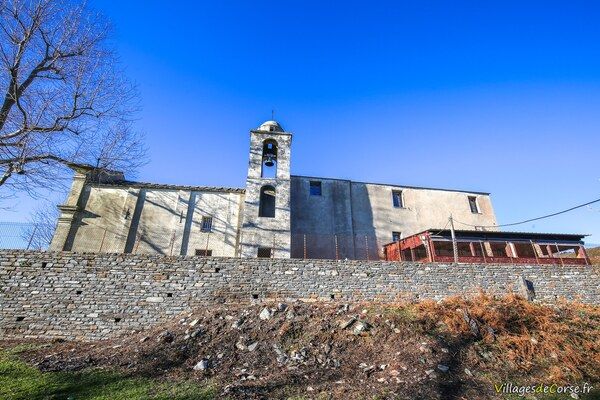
[{"x1": 1, "y1": 250, "x2": 598, "y2": 340}]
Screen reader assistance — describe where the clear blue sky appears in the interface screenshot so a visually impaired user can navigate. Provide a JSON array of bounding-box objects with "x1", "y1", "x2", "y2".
[{"x1": 3, "y1": 1, "x2": 600, "y2": 243}]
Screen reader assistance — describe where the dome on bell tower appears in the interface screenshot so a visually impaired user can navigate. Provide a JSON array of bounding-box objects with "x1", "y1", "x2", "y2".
[{"x1": 257, "y1": 120, "x2": 283, "y2": 132}]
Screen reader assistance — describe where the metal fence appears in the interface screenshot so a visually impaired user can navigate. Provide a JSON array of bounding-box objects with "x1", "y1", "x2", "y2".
[
  {"x1": 0, "y1": 222, "x2": 55, "y2": 250},
  {"x1": 0, "y1": 222, "x2": 388, "y2": 259},
  {"x1": 291, "y1": 233, "x2": 384, "y2": 260}
]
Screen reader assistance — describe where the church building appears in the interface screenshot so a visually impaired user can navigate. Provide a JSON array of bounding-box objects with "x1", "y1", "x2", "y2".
[{"x1": 49, "y1": 120, "x2": 498, "y2": 259}]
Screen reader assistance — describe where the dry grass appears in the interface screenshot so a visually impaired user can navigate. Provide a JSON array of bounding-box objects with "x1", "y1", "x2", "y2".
[
  {"x1": 587, "y1": 246, "x2": 600, "y2": 265},
  {"x1": 415, "y1": 292, "x2": 600, "y2": 383}
]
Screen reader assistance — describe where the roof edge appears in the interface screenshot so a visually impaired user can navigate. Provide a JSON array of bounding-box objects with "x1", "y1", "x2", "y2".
[
  {"x1": 291, "y1": 175, "x2": 491, "y2": 195},
  {"x1": 90, "y1": 180, "x2": 245, "y2": 193}
]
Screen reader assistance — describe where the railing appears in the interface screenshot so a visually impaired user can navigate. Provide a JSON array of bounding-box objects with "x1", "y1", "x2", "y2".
[{"x1": 383, "y1": 238, "x2": 591, "y2": 265}]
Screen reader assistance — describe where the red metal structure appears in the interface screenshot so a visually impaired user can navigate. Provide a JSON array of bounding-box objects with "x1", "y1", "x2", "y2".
[{"x1": 383, "y1": 229, "x2": 590, "y2": 265}]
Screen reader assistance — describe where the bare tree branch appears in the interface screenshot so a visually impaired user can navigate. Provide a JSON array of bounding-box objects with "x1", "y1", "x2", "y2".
[{"x1": 0, "y1": 0, "x2": 146, "y2": 200}]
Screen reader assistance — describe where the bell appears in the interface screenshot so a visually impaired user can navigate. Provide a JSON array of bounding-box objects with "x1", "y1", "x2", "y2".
[{"x1": 264, "y1": 155, "x2": 275, "y2": 167}]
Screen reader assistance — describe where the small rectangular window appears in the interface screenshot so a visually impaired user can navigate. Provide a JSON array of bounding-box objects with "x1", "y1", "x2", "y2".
[
  {"x1": 392, "y1": 231, "x2": 402, "y2": 242},
  {"x1": 201, "y1": 216, "x2": 213, "y2": 232},
  {"x1": 392, "y1": 190, "x2": 403, "y2": 208},
  {"x1": 468, "y1": 196, "x2": 479, "y2": 213},
  {"x1": 309, "y1": 181, "x2": 322, "y2": 196},
  {"x1": 257, "y1": 247, "x2": 272, "y2": 258},
  {"x1": 195, "y1": 249, "x2": 213, "y2": 256}
]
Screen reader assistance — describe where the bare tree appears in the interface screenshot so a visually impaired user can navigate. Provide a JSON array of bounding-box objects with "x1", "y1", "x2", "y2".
[
  {"x1": 0, "y1": 0, "x2": 146, "y2": 199},
  {"x1": 21, "y1": 199, "x2": 57, "y2": 249}
]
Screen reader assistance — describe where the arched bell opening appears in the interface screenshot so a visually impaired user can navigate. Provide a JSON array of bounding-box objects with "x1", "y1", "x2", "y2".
[
  {"x1": 261, "y1": 139, "x2": 278, "y2": 178},
  {"x1": 259, "y1": 185, "x2": 276, "y2": 218}
]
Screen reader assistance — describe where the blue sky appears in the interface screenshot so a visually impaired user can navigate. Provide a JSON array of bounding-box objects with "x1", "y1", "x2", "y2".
[{"x1": 2, "y1": 1, "x2": 600, "y2": 243}]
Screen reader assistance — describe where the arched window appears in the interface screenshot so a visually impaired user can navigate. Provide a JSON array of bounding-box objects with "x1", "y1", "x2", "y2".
[
  {"x1": 261, "y1": 139, "x2": 278, "y2": 178},
  {"x1": 259, "y1": 185, "x2": 276, "y2": 217}
]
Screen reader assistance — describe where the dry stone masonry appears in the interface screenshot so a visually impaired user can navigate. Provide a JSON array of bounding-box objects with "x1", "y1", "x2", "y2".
[{"x1": 1, "y1": 250, "x2": 598, "y2": 340}]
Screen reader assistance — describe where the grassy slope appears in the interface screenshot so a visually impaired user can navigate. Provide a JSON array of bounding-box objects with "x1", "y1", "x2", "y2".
[{"x1": 0, "y1": 345, "x2": 215, "y2": 400}]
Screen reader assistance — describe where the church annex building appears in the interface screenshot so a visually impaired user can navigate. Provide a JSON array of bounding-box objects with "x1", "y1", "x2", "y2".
[{"x1": 49, "y1": 120, "x2": 589, "y2": 263}]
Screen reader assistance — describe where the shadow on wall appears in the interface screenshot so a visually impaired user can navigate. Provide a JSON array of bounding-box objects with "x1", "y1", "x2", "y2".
[
  {"x1": 64, "y1": 188, "x2": 240, "y2": 256},
  {"x1": 290, "y1": 179, "x2": 379, "y2": 260}
]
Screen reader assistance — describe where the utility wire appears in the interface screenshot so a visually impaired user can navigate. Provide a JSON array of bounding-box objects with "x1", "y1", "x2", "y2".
[
  {"x1": 453, "y1": 197, "x2": 600, "y2": 229},
  {"x1": 429, "y1": 219, "x2": 450, "y2": 236}
]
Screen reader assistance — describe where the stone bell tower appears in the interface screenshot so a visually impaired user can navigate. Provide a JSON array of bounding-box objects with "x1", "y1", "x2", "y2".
[{"x1": 239, "y1": 120, "x2": 292, "y2": 258}]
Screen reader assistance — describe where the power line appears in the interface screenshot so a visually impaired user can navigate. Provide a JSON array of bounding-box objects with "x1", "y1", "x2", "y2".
[
  {"x1": 429, "y1": 219, "x2": 450, "y2": 236},
  {"x1": 453, "y1": 197, "x2": 600, "y2": 229}
]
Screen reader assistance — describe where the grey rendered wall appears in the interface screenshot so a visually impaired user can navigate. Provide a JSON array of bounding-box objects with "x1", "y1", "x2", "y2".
[
  {"x1": 64, "y1": 186, "x2": 244, "y2": 257},
  {"x1": 290, "y1": 177, "x2": 355, "y2": 259},
  {"x1": 290, "y1": 176, "x2": 498, "y2": 260},
  {"x1": 354, "y1": 182, "x2": 497, "y2": 247}
]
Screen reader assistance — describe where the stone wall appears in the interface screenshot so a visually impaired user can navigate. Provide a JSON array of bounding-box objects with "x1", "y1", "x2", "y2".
[{"x1": 1, "y1": 250, "x2": 598, "y2": 340}]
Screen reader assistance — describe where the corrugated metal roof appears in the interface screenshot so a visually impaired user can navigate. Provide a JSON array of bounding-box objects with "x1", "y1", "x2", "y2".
[{"x1": 425, "y1": 229, "x2": 587, "y2": 241}]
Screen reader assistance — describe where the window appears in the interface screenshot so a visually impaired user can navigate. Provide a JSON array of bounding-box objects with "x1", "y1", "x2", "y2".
[
  {"x1": 201, "y1": 216, "x2": 213, "y2": 232},
  {"x1": 257, "y1": 247, "x2": 272, "y2": 258},
  {"x1": 392, "y1": 190, "x2": 403, "y2": 208},
  {"x1": 259, "y1": 185, "x2": 276, "y2": 217},
  {"x1": 195, "y1": 249, "x2": 213, "y2": 256},
  {"x1": 392, "y1": 232, "x2": 402, "y2": 242},
  {"x1": 468, "y1": 196, "x2": 479, "y2": 213},
  {"x1": 309, "y1": 181, "x2": 322, "y2": 196}
]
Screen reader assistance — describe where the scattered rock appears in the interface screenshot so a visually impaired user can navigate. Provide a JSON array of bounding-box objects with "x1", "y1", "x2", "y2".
[
  {"x1": 259, "y1": 308, "x2": 272, "y2": 321},
  {"x1": 189, "y1": 319, "x2": 199, "y2": 327},
  {"x1": 247, "y1": 342, "x2": 259, "y2": 352},
  {"x1": 231, "y1": 319, "x2": 243, "y2": 330},
  {"x1": 157, "y1": 331, "x2": 174, "y2": 343},
  {"x1": 486, "y1": 326, "x2": 496, "y2": 341},
  {"x1": 139, "y1": 336, "x2": 149, "y2": 343},
  {"x1": 193, "y1": 359, "x2": 209, "y2": 371},
  {"x1": 437, "y1": 364, "x2": 449, "y2": 373},
  {"x1": 352, "y1": 321, "x2": 370, "y2": 335},
  {"x1": 425, "y1": 369, "x2": 437, "y2": 379},
  {"x1": 190, "y1": 328, "x2": 203, "y2": 338},
  {"x1": 464, "y1": 368, "x2": 473, "y2": 376},
  {"x1": 359, "y1": 363, "x2": 376, "y2": 374},
  {"x1": 277, "y1": 303, "x2": 288, "y2": 312},
  {"x1": 273, "y1": 344, "x2": 287, "y2": 364},
  {"x1": 236, "y1": 341, "x2": 246, "y2": 351},
  {"x1": 340, "y1": 317, "x2": 356, "y2": 330}
]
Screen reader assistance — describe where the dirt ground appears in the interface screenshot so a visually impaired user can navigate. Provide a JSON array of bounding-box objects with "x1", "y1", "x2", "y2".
[{"x1": 5, "y1": 294, "x2": 600, "y2": 399}]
